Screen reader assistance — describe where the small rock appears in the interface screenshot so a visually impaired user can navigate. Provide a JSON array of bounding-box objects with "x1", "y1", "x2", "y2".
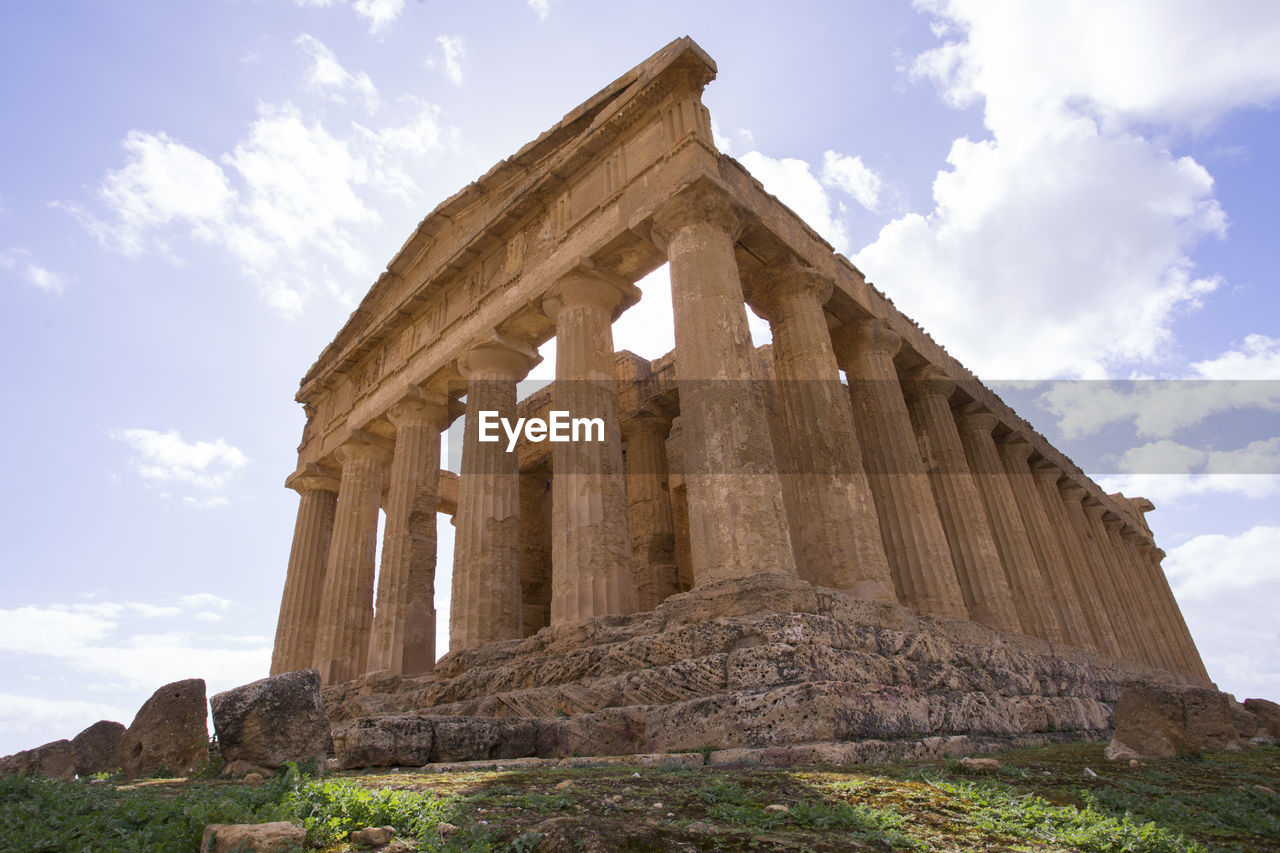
[
  {"x1": 632, "y1": 771, "x2": 640, "y2": 777},
  {"x1": 243, "y1": 773, "x2": 264, "y2": 785},
  {"x1": 686, "y1": 821, "x2": 716, "y2": 834},
  {"x1": 437, "y1": 822, "x2": 458, "y2": 838},
  {"x1": 610, "y1": 794, "x2": 623, "y2": 804},
  {"x1": 1255, "y1": 785, "x2": 1277, "y2": 796},
  {"x1": 200, "y1": 821, "x2": 305, "y2": 852},
  {"x1": 959, "y1": 757, "x2": 1001, "y2": 772},
  {"x1": 1104, "y1": 740, "x2": 1140, "y2": 762},
  {"x1": 1083, "y1": 767, "x2": 1098, "y2": 778},
  {"x1": 1129, "y1": 759, "x2": 1139, "y2": 767},
  {"x1": 350, "y1": 825, "x2": 396, "y2": 846},
  {"x1": 554, "y1": 779, "x2": 573, "y2": 791},
  {"x1": 764, "y1": 804, "x2": 789, "y2": 813}
]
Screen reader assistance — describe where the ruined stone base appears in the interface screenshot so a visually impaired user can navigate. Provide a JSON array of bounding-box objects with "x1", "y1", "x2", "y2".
[{"x1": 323, "y1": 573, "x2": 1193, "y2": 769}]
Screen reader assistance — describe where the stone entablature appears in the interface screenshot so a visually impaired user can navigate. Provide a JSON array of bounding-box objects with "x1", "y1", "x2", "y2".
[{"x1": 271, "y1": 37, "x2": 1210, "y2": 692}]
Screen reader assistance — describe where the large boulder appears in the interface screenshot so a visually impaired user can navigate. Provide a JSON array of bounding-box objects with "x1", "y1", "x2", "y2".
[
  {"x1": 211, "y1": 669, "x2": 330, "y2": 770},
  {"x1": 71, "y1": 720, "x2": 125, "y2": 776},
  {"x1": 1244, "y1": 698, "x2": 1280, "y2": 738},
  {"x1": 200, "y1": 821, "x2": 305, "y2": 852},
  {"x1": 0, "y1": 739, "x2": 75, "y2": 780},
  {"x1": 1107, "y1": 680, "x2": 1239, "y2": 760},
  {"x1": 332, "y1": 716, "x2": 434, "y2": 769},
  {"x1": 115, "y1": 678, "x2": 209, "y2": 778}
]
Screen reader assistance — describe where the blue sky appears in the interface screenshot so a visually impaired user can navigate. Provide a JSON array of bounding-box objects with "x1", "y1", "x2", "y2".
[{"x1": 1, "y1": 1, "x2": 1278, "y2": 756}]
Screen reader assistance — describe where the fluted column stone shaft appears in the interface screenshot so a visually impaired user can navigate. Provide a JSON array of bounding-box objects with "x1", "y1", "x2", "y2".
[
  {"x1": 751, "y1": 262, "x2": 894, "y2": 599},
  {"x1": 1119, "y1": 529, "x2": 1194, "y2": 676},
  {"x1": 1030, "y1": 465, "x2": 1123, "y2": 659},
  {"x1": 955, "y1": 410, "x2": 1063, "y2": 641},
  {"x1": 450, "y1": 340, "x2": 535, "y2": 651},
  {"x1": 652, "y1": 189, "x2": 796, "y2": 585},
  {"x1": 665, "y1": 416, "x2": 694, "y2": 593},
  {"x1": 271, "y1": 473, "x2": 338, "y2": 675},
  {"x1": 902, "y1": 369, "x2": 1021, "y2": 632},
  {"x1": 998, "y1": 437, "x2": 1092, "y2": 650},
  {"x1": 367, "y1": 396, "x2": 450, "y2": 676},
  {"x1": 833, "y1": 320, "x2": 967, "y2": 618},
  {"x1": 623, "y1": 414, "x2": 679, "y2": 611},
  {"x1": 313, "y1": 442, "x2": 385, "y2": 685},
  {"x1": 544, "y1": 271, "x2": 639, "y2": 624},
  {"x1": 1097, "y1": 512, "x2": 1171, "y2": 670},
  {"x1": 1145, "y1": 545, "x2": 1211, "y2": 683}
]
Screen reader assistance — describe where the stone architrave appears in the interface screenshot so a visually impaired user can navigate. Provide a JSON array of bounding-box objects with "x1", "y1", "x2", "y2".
[
  {"x1": 312, "y1": 440, "x2": 385, "y2": 685},
  {"x1": 650, "y1": 185, "x2": 797, "y2": 585},
  {"x1": 902, "y1": 367, "x2": 1020, "y2": 632},
  {"x1": 270, "y1": 470, "x2": 338, "y2": 675},
  {"x1": 953, "y1": 408, "x2": 1063, "y2": 642},
  {"x1": 622, "y1": 412, "x2": 679, "y2": 611},
  {"x1": 450, "y1": 336, "x2": 537, "y2": 650},
  {"x1": 997, "y1": 436, "x2": 1093, "y2": 651},
  {"x1": 1030, "y1": 463, "x2": 1121, "y2": 658},
  {"x1": 833, "y1": 319, "x2": 966, "y2": 618},
  {"x1": 543, "y1": 268, "x2": 641, "y2": 624},
  {"x1": 747, "y1": 259, "x2": 895, "y2": 599},
  {"x1": 367, "y1": 393, "x2": 452, "y2": 676}
]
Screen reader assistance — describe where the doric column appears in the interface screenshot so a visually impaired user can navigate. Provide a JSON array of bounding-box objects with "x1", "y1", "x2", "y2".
[
  {"x1": 1146, "y1": 546, "x2": 1211, "y2": 683},
  {"x1": 954, "y1": 408, "x2": 1063, "y2": 641},
  {"x1": 1083, "y1": 502, "x2": 1157, "y2": 667},
  {"x1": 832, "y1": 319, "x2": 966, "y2": 618},
  {"x1": 312, "y1": 440, "x2": 385, "y2": 685},
  {"x1": 650, "y1": 186, "x2": 796, "y2": 585},
  {"x1": 543, "y1": 268, "x2": 640, "y2": 624},
  {"x1": 622, "y1": 413, "x2": 679, "y2": 611},
  {"x1": 1059, "y1": 484, "x2": 1144, "y2": 664},
  {"x1": 1120, "y1": 528, "x2": 1195, "y2": 677},
  {"x1": 1030, "y1": 464, "x2": 1122, "y2": 659},
  {"x1": 747, "y1": 259, "x2": 894, "y2": 599},
  {"x1": 366, "y1": 394, "x2": 452, "y2": 676},
  {"x1": 901, "y1": 368, "x2": 1020, "y2": 632},
  {"x1": 997, "y1": 436, "x2": 1092, "y2": 650},
  {"x1": 450, "y1": 337, "x2": 537, "y2": 651},
  {"x1": 665, "y1": 416, "x2": 694, "y2": 593},
  {"x1": 271, "y1": 470, "x2": 339, "y2": 675},
  {"x1": 1102, "y1": 513, "x2": 1175, "y2": 671}
]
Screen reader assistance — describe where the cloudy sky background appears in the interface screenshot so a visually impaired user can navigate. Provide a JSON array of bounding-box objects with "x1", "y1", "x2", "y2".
[{"x1": 1, "y1": 0, "x2": 1278, "y2": 755}]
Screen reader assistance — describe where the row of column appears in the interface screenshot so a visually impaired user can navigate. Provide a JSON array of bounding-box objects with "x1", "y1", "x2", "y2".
[{"x1": 273, "y1": 183, "x2": 1207, "y2": 686}]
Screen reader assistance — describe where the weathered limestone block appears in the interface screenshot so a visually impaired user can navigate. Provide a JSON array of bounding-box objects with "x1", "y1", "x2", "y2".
[
  {"x1": 1109, "y1": 681, "x2": 1240, "y2": 759},
  {"x1": 115, "y1": 678, "x2": 209, "y2": 778},
  {"x1": 1230, "y1": 701, "x2": 1258, "y2": 739},
  {"x1": 536, "y1": 707, "x2": 648, "y2": 758},
  {"x1": 200, "y1": 822, "x2": 306, "y2": 853},
  {"x1": 430, "y1": 716, "x2": 539, "y2": 763},
  {"x1": 0, "y1": 739, "x2": 75, "y2": 780},
  {"x1": 333, "y1": 716, "x2": 434, "y2": 768},
  {"x1": 71, "y1": 720, "x2": 125, "y2": 777},
  {"x1": 1244, "y1": 698, "x2": 1280, "y2": 737},
  {"x1": 210, "y1": 669, "x2": 330, "y2": 769}
]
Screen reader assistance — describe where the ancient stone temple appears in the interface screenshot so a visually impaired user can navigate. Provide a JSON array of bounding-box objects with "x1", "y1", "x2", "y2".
[{"x1": 271, "y1": 38, "x2": 1211, "y2": 764}]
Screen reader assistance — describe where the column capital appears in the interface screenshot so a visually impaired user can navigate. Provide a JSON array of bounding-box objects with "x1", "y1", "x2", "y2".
[
  {"x1": 1030, "y1": 459, "x2": 1064, "y2": 486},
  {"x1": 387, "y1": 391, "x2": 453, "y2": 432},
  {"x1": 1059, "y1": 481, "x2": 1088, "y2": 502},
  {"x1": 286, "y1": 464, "x2": 340, "y2": 494},
  {"x1": 831, "y1": 317, "x2": 901, "y2": 361},
  {"x1": 996, "y1": 434, "x2": 1035, "y2": 463},
  {"x1": 621, "y1": 408, "x2": 674, "y2": 438},
  {"x1": 650, "y1": 182, "x2": 743, "y2": 249},
  {"x1": 955, "y1": 404, "x2": 1001, "y2": 435},
  {"x1": 458, "y1": 333, "x2": 539, "y2": 381},
  {"x1": 542, "y1": 262, "x2": 642, "y2": 322},
  {"x1": 333, "y1": 438, "x2": 388, "y2": 467},
  {"x1": 1151, "y1": 547, "x2": 1167, "y2": 561},
  {"x1": 901, "y1": 364, "x2": 956, "y2": 402},
  {"x1": 742, "y1": 256, "x2": 833, "y2": 319}
]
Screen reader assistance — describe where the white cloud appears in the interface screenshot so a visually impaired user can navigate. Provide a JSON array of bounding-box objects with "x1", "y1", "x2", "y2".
[
  {"x1": 528, "y1": 0, "x2": 550, "y2": 21},
  {"x1": 110, "y1": 428, "x2": 247, "y2": 494},
  {"x1": 437, "y1": 36, "x2": 465, "y2": 87},
  {"x1": 0, "y1": 249, "x2": 67, "y2": 294},
  {"x1": 738, "y1": 151, "x2": 848, "y2": 252},
  {"x1": 820, "y1": 150, "x2": 882, "y2": 212},
  {"x1": 1193, "y1": 334, "x2": 1280, "y2": 379},
  {"x1": 848, "y1": 1, "x2": 1280, "y2": 379},
  {"x1": 352, "y1": 0, "x2": 405, "y2": 34},
  {"x1": 1097, "y1": 438, "x2": 1280, "y2": 504},
  {"x1": 0, "y1": 694, "x2": 133, "y2": 744},
  {"x1": 296, "y1": 34, "x2": 379, "y2": 111},
  {"x1": 1163, "y1": 525, "x2": 1280, "y2": 702}
]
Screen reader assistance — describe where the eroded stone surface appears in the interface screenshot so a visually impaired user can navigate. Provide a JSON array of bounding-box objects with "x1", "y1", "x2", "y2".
[
  {"x1": 210, "y1": 669, "x2": 329, "y2": 769},
  {"x1": 71, "y1": 720, "x2": 125, "y2": 777},
  {"x1": 116, "y1": 678, "x2": 209, "y2": 778},
  {"x1": 200, "y1": 822, "x2": 305, "y2": 853},
  {"x1": 0, "y1": 739, "x2": 75, "y2": 781},
  {"x1": 1109, "y1": 680, "x2": 1240, "y2": 759}
]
